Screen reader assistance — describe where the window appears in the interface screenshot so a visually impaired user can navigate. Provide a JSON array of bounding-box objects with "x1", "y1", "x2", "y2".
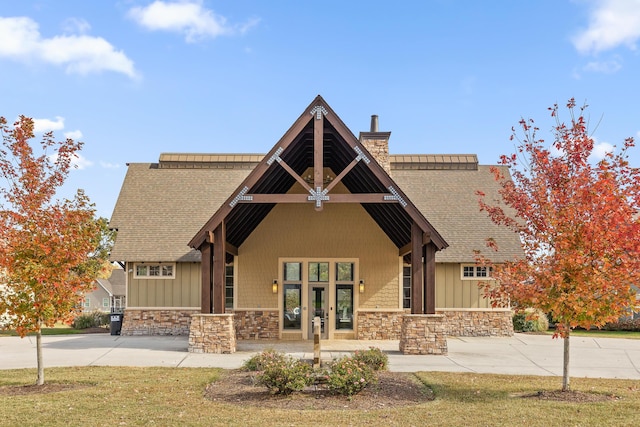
[
  {"x1": 225, "y1": 264, "x2": 234, "y2": 309},
  {"x1": 283, "y1": 284, "x2": 301, "y2": 330},
  {"x1": 134, "y1": 263, "x2": 175, "y2": 279},
  {"x1": 403, "y1": 265, "x2": 411, "y2": 309},
  {"x1": 284, "y1": 262, "x2": 301, "y2": 281},
  {"x1": 336, "y1": 285, "x2": 353, "y2": 330},
  {"x1": 308, "y1": 262, "x2": 329, "y2": 282},
  {"x1": 335, "y1": 262, "x2": 354, "y2": 330},
  {"x1": 461, "y1": 264, "x2": 492, "y2": 279},
  {"x1": 82, "y1": 299, "x2": 90, "y2": 308},
  {"x1": 102, "y1": 298, "x2": 109, "y2": 308}
]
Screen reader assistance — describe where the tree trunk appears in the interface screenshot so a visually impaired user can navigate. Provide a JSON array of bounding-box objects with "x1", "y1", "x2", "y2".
[
  {"x1": 562, "y1": 329, "x2": 570, "y2": 391},
  {"x1": 36, "y1": 321, "x2": 44, "y2": 386}
]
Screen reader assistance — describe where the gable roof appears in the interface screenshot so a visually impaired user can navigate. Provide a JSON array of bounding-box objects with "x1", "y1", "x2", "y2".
[
  {"x1": 188, "y1": 95, "x2": 447, "y2": 252},
  {"x1": 95, "y1": 268, "x2": 126, "y2": 296},
  {"x1": 109, "y1": 97, "x2": 522, "y2": 265}
]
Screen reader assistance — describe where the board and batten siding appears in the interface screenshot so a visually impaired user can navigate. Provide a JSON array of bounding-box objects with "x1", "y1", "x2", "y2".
[
  {"x1": 435, "y1": 263, "x2": 491, "y2": 309},
  {"x1": 237, "y1": 200, "x2": 400, "y2": 309},
  {"x1": 127, "y1": 262, "x2": 200, "y2": 308}
]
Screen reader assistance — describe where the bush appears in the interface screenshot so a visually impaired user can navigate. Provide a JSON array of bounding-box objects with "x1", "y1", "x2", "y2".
[
  {"x1": 603, "y1": 316, "x2": 640, "y2": 331},
  {"x1": 247, "y1": 350, "x2": 313, "y2": 395},
  {"x1": 513, "y1": 308, "x2": 549, "y2": 332},
  {"x1": 242, "y1": 348, "x2": 286, "y2": 372},
  {"x1": 325, "y1": 356, "x2": 376, "y2": 396},
  {"x1": 72, "y1": 311, "x2": 109, "y2": 329},
  {"x1": 352, "y1": 347, "x2": 388, "y2": 371}
]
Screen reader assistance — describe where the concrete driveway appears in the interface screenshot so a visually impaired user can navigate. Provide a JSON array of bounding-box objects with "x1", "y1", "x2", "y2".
[{"x1": 1, "y1": 333, "x2": 639, "y2": 380}]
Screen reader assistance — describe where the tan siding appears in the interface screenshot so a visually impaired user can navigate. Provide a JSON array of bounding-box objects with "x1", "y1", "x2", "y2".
[
  {"x1": 127, "y1": 263, "x2": 200, "y2": 308},
  {"x1": 435, "y1": 263, "x2": 490, "y2": 309},
  {"x1": 238, "y1": 200, "x2": 399, "y2": 309}
]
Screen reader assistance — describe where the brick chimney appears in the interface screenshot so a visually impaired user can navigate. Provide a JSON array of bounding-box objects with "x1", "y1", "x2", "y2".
[{"x1": 359, "y1": 115, "x2": 391, "y2": 174}]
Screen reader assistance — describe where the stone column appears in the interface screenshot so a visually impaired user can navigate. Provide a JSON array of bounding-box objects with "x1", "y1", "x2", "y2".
[
  {"x1": 399, "y1": 314, "x2": 448, "y2": 355},
  {"x1": 188, "y1": 314, "x2": 236, "y2": 354}
]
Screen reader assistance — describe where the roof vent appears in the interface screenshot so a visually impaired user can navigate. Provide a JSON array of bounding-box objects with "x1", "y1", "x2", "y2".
[{"x1": 370, "y1": 115, "x2": 379, "y2": 132}]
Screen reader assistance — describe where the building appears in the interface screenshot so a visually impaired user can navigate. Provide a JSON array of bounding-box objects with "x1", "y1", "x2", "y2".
[
  {"x1": 81, "y1": 268, "x2": 126, "y2": 313},
  {"x1": 109, "y1": 96, "x2": 522, "y2": 354}
]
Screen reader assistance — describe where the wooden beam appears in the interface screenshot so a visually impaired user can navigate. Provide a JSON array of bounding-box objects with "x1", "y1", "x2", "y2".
[
  {"x1": 411, "y1": 221, "x2": 424, "y2": 314},
  {"x1": 313, "y1": 107, "x2": 324, "y2": 192},
  {"x1": 200, "y1": 242, "x2": 212, "y2": 314},
  {"x1": 276, "y1": 156, "x2": 312, "y2": 192},
  {"x1": 238, "y1": 193, "x2": 404, "y2": 204},
  {"x1": 225, "y1": 242, "x2": 238, "y2": 257},
  {"x1": 212, "y1": 222, "x2": 226, "y2": 314},
  {"x1": 398, "y1": 242, "x2": 412, "y2": 257},
  {"x1": 425, "y1": 242, "x2": 436, "y2": 314},
  {"x1": 324, "y1": 156, "x2": 359, "y2": 194}
]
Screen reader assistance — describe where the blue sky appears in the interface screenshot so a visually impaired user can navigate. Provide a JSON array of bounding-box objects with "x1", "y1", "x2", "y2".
[{"x1": 1, "y1": 0, "x2": 640, "y2": 219}]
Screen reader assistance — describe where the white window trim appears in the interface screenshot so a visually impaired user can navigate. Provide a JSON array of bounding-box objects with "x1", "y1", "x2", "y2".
[
  {"x1": 133, "y1": 263, "x2": 176, "y2": 279},
  {"x1": 461, "y1": 264, "x2": 492, "y2": 280}
]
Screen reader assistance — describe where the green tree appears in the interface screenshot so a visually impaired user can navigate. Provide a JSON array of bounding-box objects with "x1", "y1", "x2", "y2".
[
  {"x1": 0, "y1": 115, "x2": 109, "y2": 385},
  {"x1": 478, "y1": 99, "x2": 640, "y2": 391}
]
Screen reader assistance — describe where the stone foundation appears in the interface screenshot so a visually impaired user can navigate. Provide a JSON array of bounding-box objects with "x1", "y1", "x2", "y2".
[
  {"x1": 440, "y1": 309, "x2": 513, "y2": 337},
  {"x1": 120, "y1": 309, "x2": 199, "y2": 336},
  {"x1": 400, "y1": 314, "x2": 448, "y2": 355},
  {"x1": 356, "y1": 311, "x2": 404, "y2": 340},
  {"x1": 231, "y1": 310, "x2": 279, "y2": 340},
  {"x1": 188, "y1": 314, "x2": 236, "y2": 354}
]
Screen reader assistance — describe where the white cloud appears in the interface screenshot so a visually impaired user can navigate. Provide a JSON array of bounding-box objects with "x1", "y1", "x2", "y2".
[
  {"x1": 0, "y1": 16, "x2": 138, "y2": 78},
  {"x1": 33, "y1": 116, "x2": 65, "y2": 132},
  {"x1": 573, "y1": 0, "x2": 640, "y2": 54},
  {"x1": 589, "y1": 141, "x2": 614, "y2": 161},
  {"x1": 62, "y1": 17, "x2": 91, "y2": 35},
  {"x1": 99, "y1": 161, "x2": 121, "y2": 169},
  {"x1": 71, "y1": 153, "x2": 93, "y2": 170},
  {"x1": 48, "y1": 153, "x2": 93, "y2": 170},
  {"x1": 583, "y1": 57, "x2": 623, "y2": 73},
  {"x1": 63, "y1": 130, "x2": 83, "y2": 140},
  {"x1": 128, "y1": 0, "x2": 259, "y2": 43}
]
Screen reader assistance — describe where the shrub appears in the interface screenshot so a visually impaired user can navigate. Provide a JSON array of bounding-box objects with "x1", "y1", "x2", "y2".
[
  {"x1": 352, "y1": 347, "x2": 388, "y2": 371},
  {"x1": 247, "y1": 350, "x2": 313, "y2": 395},
  {"x1": 325, "y1": 356, "x2": 375, "y2": 396},
  {"x1": 603, "y1": 316, "x2": 640, "y2": 331},
  {"x1": 513, "y1": 308, "x2": 549, "y2": 332},
  {"x1": 242, "y1": 348, "x2": 286, "y2": 372},
  {"x1": 72, "y1": 311, "x2": 109, "y2": 329}
]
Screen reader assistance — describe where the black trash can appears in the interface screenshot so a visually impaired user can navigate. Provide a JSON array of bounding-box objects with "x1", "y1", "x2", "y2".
[{"x1": 110, "y1": 312, "x2": 123, "y2": 335}]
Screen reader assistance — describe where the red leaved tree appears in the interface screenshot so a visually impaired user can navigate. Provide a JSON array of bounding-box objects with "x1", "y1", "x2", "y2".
[
  {"x1": 0, "y1": 116, "x2": 107, "y2": 385},
  {"x1": 478, "y1": 99, "x2": 640, "y2": 391}
]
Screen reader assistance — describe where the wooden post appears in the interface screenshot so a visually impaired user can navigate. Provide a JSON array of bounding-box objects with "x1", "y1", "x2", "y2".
[
  {"x1": 425, "y1": 242, "x2": 436, "y2": 314},
  {"x1": 213, "y1": 222, "x2": 226, "y2": 314},
  {"x1": 313, "y1": 316, "x2": 321, "y2": 368},
  {"x1": 200, "y1": 242, "x2": 212, "y2": 313},
  {"x1": 411, "y1": 221, "x2": 424, "y2": 314}
]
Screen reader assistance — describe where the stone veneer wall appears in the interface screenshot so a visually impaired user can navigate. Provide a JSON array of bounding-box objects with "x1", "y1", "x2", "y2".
[
  {"x1": 399, "y1": 314, "x2": 448, "y2": 355},
  {"x1": 188, "y1": 314, "x2": 236, "y2": 354},
  {"x1": 231, "y1": 310, "x2": 279, "y2": 340},
  {"x1": 440, "y1": 309, "x2": 513, "y2": 337},
  {"x1": 120, "y1": 309, "x2": 199, "y2": 336},
  {"x1": 356, "y1": 311, "x2": 403, "y2": 340},
  {"x1": 356, "y1": 309, "x2": 513, "y2": 339}
]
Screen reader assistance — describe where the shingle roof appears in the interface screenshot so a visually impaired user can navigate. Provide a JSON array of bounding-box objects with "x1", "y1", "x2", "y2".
[
  {"x1": 110, "y1": 154, "x2": 521, "y2": 264},
  {"x1": 109, "y1": 162, "x2": 251, "y2": 261},
  {"x1": 393, "y1": 164, "x2": 522, "y2": 263},
  {"x1": 95, "y1": 268, "x2": 126, "y2": 296}
]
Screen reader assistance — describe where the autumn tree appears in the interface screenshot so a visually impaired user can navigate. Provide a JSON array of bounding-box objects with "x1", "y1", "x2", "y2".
[
  {"x1": 0, "y1": 115, "x2": 108, "y2": 385},
  {"x1": 478, "y1": 99, "x2": 640, "y2": 391}
]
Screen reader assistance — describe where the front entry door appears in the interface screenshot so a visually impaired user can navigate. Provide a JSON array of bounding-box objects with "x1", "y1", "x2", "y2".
[{"x1": 309, "y1": 285, "x2": 328, "y2": 339}]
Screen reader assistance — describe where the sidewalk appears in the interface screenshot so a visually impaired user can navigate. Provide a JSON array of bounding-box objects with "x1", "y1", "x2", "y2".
[{"x1": 1, "y1": 333, "x2": 639, "y2": 380}]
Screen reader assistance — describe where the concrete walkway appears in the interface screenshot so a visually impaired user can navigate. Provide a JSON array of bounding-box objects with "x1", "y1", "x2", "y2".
[{"x1": 1, "y1": 333, "x2": 639, "y2": 380}]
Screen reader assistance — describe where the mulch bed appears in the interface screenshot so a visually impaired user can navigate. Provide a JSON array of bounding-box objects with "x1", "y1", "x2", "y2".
[{"x1": 204, "y1": 370, "x2": 435, "y2": 410}]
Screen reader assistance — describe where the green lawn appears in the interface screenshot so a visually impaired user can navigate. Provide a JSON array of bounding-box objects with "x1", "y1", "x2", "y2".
[
  {"x1": 544, "y1": 329, "x2": 640, "y2": 339},
  {"x1": 0, "y1": 324, "x2": 108, "y2": 337},
  {"x1": 0, "y1": 367, "x2": 637, "y2": 427}
]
